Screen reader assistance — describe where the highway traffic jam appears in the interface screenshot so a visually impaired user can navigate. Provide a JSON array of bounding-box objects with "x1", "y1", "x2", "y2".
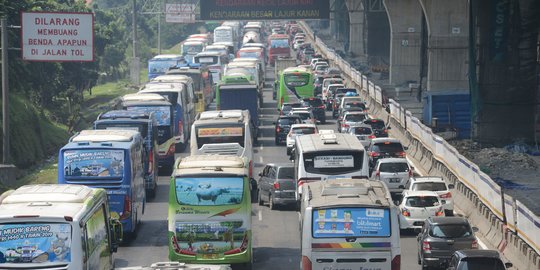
[{"x1": 0, "y1": 21, "x2": 513, "y2": 270}]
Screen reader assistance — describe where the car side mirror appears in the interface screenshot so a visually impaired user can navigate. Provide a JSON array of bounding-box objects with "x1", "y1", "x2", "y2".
[
  {"x1": 403, "y1": 146, "x2": 409, "y2": 150},
  {"x1": 109, "y1": 218, "x2": 123, "y2": 252},
  {"x1": 410, "y1": 166, "x2": 415, "y2": 171},
  {"x1": 258, "y1": 172, "x2": 262, "y2": 177},
  {"x1": 472, "y1": 226, "x2": 479, "y2": 232},
  {"x1": 505, "y1": 262, "x2": 513, "y2": 268},
  {"x1": 386, "y1": 126, "x2": 392, "y2": 130},
  {"x1": 448, "y1": 184, "x2": 455, "y2": 189}
]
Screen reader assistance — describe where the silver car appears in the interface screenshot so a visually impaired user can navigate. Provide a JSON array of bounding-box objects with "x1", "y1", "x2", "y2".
[
  {"x1": 346, "y1": 123, "x2": 375, "y2": 147},
  {"x1": 372, "y1": 158, "x2": 412, "y2": 195},
  {"x1": 338, "y1": 111, "x2": 368, "y2": 133}
]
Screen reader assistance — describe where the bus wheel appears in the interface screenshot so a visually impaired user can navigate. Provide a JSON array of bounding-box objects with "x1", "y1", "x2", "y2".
[{"x1": 269, "y1": 194, "x2": 277, "y2": 210}]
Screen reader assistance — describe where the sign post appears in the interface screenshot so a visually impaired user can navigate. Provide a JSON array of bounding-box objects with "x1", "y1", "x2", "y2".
[
  {"x1": 1, "y1": 19, "x2": 9, "y2": 163},
  {"x1": 21, "y1": 12, "x2": 94, "y2": 62}
]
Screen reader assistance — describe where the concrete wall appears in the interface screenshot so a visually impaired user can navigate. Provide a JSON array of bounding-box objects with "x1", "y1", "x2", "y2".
[{"x1": 384, "y1": 0, "x2": 422, "y2": 85}]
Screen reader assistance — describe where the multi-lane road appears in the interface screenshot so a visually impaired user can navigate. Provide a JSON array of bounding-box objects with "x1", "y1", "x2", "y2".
[{"x1": 114, "y1": 67, "x2": 422, "y2": 269}]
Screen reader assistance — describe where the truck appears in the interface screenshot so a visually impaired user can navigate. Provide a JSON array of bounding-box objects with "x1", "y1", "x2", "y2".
[{"x1": 273, "y1": 58, "x2": 298, "y2": 100}]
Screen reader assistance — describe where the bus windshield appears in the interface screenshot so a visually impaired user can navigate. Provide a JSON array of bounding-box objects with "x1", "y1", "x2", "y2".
[
  {"x1": 149, "y1": 60, "x2": 180, "y2": 74},
  {"x1": 0, "y1": 223, "x2": 72, "y2": 263},
  {"x1": 175, "y1": 177, "x2": 244, "y2": 206},
  {"x1": 214, "y1": 29, "x2": 232, "y2": 43},
  {"x1": 238, "y1": 51, "x2": 259, "y2": 59},
  {"x1": 182, "y1": 44, "x2": 203, "y2": 55},
  {"x1": 63, "y1": 149, "x2": 124, "y2": 178},
  {"x1": 196, "y1": 125, "x2": 245, "y2": 148},
  {"x1": 95, "y1": 123, "x2": 148, "y2": 139},
  {"x1": 303, "y1": 150, "x2": 364, "y2": 175},
  {"x1": 284, "y1": 73, "x2": 309, "y2": 87},
  {"x1": 126, "y1": 106, "x2": 171, "y2": 126},
  {"x1": 312, "y1": 207, "x2": 390, "y2": 238},
  {"x1": 271, "y1": 39, "x2": 289, "y2": 48}
]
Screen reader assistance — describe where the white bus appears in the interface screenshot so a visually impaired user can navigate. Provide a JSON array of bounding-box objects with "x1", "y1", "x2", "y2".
[
  {"x1": 292, "y1": 132, "x2": 370, "y2": 201},
  {"x1": 193, "y1": 51, "x2": 229, "y2": 83},
  {"x1": 300, "y1": 178, "x2": 401, "y2": 270},
  {"x1": 190, "y1": 110, "x2": 255, "y2": 179},
  {"x1": 213, "y1": 25, "x2": 237, "y2": 52}
]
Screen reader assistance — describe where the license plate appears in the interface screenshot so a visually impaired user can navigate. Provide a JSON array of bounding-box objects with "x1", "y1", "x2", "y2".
[
  {"x1": 389, "y1": 178, "x2": 401, "y2": 183},
  {"x1": 202, "y1": 254, "x2": 219, "y2": 259}
]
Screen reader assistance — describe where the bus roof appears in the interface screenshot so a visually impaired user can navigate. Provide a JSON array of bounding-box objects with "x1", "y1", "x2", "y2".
[
  {"x1": 296, "y1": 133, "x2": 365, "y2": 153},
  {"x1": 71, "y1": 129, "x2": 140, "y2": 143},
  {"x1": 305, "y1": 178, "x2": 392, "y2": 208},
  {"x1": 152, "y1": 74, "x2": 192, "y2": 83},
  {"x1": 122, "y1": 93, "x2": 168, "y2": 102},
  {"x1": 283, "y1": 66, "x2": 310, "y2": 73},
  {"x1": 183, "y1": 40, "x2": 205, "y2": 45},
  {"x1": 0, "y1": 184, "x2": 106, "y2": 220},
  {"x1": 97, "y1": 110, "x2": 152, "y2": 121},
  {"x1": 198, "y1": 110, "x2": 249, "y2": 121},
  {"x1": 174, "y1": 155, "x2": 246, "y2": 176},
  {"x1": 150, "y1": 54, "x2": 183, "y2": 60}
]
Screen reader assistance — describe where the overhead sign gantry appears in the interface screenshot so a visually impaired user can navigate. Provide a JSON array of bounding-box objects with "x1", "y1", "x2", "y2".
[{"x1": 200, "y1": 0, "x2": 330, "y2": 20}]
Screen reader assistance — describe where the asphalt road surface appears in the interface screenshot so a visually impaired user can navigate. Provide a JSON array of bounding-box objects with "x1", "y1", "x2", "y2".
[{"x1": 114, "y1": 67, "x2": 421, "y2": 270}]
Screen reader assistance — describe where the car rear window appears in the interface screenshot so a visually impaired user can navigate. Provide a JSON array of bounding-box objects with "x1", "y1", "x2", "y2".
[
  {"x1": 372, "y1": 142, "x2": 404, "y2": 153},
  {"x1": 344, "y1": 102, "x2": 366, "y2": 110},
  {"x1": 277, "y1": 167, "x2": 295, "y2": 179},
  {"x1": 303, "y1": 98, "x2": 323, "y2": 107},
  {"x1": 429, "y1": 224, "x2": 472, "y2": 238},
  {"x1": 345, "y1": 114, "x2": 367, "y2": 122},
  {"x1": 379, "y1": 162, "x2": 409, "y2": 173},
  {"x1": 458, "y1": 258, "x2": 506, "y2": 270},
  {"x1": 365, "y1": 119, "x2": 386, "y2": 129},
  {"x1": 350, "y1": 127, "x2": 372, "y2": 135},
  {"x1": 405, "y1": 196, "x2": 440, "y2": 207},
  {"x1": 292, "y1": 127, "x2": 316, "y2": 134},
  {"x1": 412, "y1": 182, "x2": 447, "y2": 191}
]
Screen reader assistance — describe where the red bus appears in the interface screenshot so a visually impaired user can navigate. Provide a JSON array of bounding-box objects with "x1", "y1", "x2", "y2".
[{"x1": 267, "y1": 34, "x2": 291, "y2": 65}]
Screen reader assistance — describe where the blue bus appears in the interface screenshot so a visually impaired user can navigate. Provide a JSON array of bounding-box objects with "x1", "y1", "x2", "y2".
[
  {"x1": 94, "y1": 110, "x2": 159, "y2": 199},
  {"x1": 58, "y1": 129, "x2": 145, "y2": 239},
  {"x1": 148, "y1": 54, "x2": 186, "y2": 80},
  {"x1": 120, "y1": 93, "x2": 176, "y2": 174}
]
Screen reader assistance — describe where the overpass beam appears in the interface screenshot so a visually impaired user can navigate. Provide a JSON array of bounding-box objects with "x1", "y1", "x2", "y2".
[
  {"x1": 420, "y1": 0, "x2": 469, "y2": 91},
  {"x1": 383, "y1": 0, "x2": 422, "y2": 85}
]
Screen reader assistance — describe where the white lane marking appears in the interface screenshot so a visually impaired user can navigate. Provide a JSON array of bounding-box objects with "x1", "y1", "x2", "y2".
[
  {"x1": 258, "y1": 210, "x2": 262, "y2": 221},
  {"x1": 259, "y1": 156, "x2": 263, "y2": 163}
]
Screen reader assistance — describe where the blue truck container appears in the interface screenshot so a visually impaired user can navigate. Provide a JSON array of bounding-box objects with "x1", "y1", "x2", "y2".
[{"x1": 422, "y1": 90, "x2": 471, "y2": 139}]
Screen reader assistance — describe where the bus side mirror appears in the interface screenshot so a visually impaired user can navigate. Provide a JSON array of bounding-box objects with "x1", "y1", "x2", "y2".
[
  {"x1": 448, "y1": 184, "x2": 455, "y2": 189},
  {"x1": 110, "y1": 219, "x2": 123, "y2": 252},
  {"x1": 250, "y1": 178, "x2": 258, "y2": 203},
  {"x1": 505, "y1": 262, "x2": 513, "y2": 268}
]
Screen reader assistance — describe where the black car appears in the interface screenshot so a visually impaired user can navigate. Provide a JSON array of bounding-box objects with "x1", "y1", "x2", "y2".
[
  {"x1": 280, "y1": 102, "x2": 303, "y2": 116},
  {"x1": 313, "y1": 76, "x2": 326, "y2": 96},
  {"x1": 417, "y1": 217, "x2": 479, "y2": 269},
  {"x1": 364, "y1": 118, "x2": 389, "y2": 137},
  {"x1": 368, "y1": 138, "x2": 407, "y2": 168},
  {"x1": 274, "y1": 115, "x2": 302, "y2": 145},
  {"x1": 257, "y1": 163, "x2": 297, "y2": 209},
  {"x1": 301, "y1": 97, "x2": 326, "y2": 124},
  {"x1": 446, "y1": 249, "x2": 512, "y2": 270}
]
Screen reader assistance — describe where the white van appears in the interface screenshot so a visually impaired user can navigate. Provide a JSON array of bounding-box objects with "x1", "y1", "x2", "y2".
[
  {"x1": 0, "y1": 184, "x2": 121, "y2": 269},
  {"x1": 300, "y1": 178, "x2": 401, "y2": 270}
]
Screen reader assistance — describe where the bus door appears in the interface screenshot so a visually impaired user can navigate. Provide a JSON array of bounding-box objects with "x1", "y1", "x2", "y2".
[{"x1": 168, "y1": 175, "x2": 252, "y2": 264}]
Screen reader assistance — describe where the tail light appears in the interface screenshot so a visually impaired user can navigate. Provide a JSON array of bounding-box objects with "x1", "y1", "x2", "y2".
[
  {"x1": 341, "y1": 123, "x2": 349, "y2": 128},
  {"x1": 148, "y1": 151, "x2": 154, "y2": 174},
  {"x1": 177, "y1": 120, "x2": 183, "y2": 136},
  {"x1": 440, "y1": 192, "x2": 452, "y2": 199},
  {"x1": 436, "y1": 208, "x2": 444, "y2": 216},
  {"x1": 298, "y1": 177, "x2": 320, "y2": 187},
  {"x1": 391, "y1": 255, "x2": 401, "y2": 270},
  {"x1": 375, "y1": 170, "x2": 380, "y2": 177},
  {"x1": 301, "y1": 256, "x2": 312, "y2": 270},
  {"x1": 370, "y1": 152, "x2": 381, "y2": 157},
  {"x1": 402, "y1": 208, "x2": 410, "y2": 217},
  {"x1": 397, "y1": 151, "x2": 406, "y2": 157},
  {"x1": 120, "y1": 195, "x2": 131, "y2": 220},
  {"x1": 471, "y1": 239, "x2": 479, "y2": 249},
  {"x1": 166, "y1": 143, "x2": 176, "y2": 156},
  {"x1": 422, "y1": 241, "x2": 431, "y2": 253},
  {"x1": 368, "y1": 135, "x2": 376, "y2": 139},
  {"x1": 273, "y1": 182, "x2": 280, "y2": 189},
  {"x1": 276, "y1": 127, "x2": 281, "y2": 133}
]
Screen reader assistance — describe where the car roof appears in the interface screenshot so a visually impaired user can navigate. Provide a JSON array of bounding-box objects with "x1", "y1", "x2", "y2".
[
  {"x1": 348, "y1": 123, "x2": 372, "y2": 129},
  {"x1": 428, "y1": 216, "x2": 470, "y2": 225},
  {"x1": 403, "y1": 190, "x2": 440, "y2": 197},
  {"x1": 290, "y1": 123, "x2": 317, "y2": 128},
  {"x1": 344, "y1": 111, "x2": 368, "y2": 115},
  {"x1": 377, "y1": 158, "x2": 408, "y2": 164},
  {"x1": 371, "y1": 137, "x2": 402, "y2": 143},
  {"x1": 454, "y1": 249, "x2": 501, "y2": 259},
  {"x1": 410, "y1": 176, "x2": 445, "y2": 183}
]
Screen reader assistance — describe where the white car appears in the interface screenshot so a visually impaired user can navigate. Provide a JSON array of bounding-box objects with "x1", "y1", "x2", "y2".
[
  {"x1": 398, "y1": 190, "x2": 445, "y2": 230},
  {"x1": 293, "y1": 39, "x2": 305, "y2": 50},
  {"x1": 322, "y1": 83, "x2": 345, "y2": 107},
  {"x1": 288, "y1": 109, "x2": 316, "y2": 125},
  {"x1": 406, "y1": 176, "x2": 455, "y2": 216},
  {"x1": 286, "y1": 124, "x2": 317, "y2": 155},
  {"x1": 372, "y1": 158, "x2": 412, "y2": 194},
  {"x1": 347, "y1": 123, "x2": 375, "y2": 147}
]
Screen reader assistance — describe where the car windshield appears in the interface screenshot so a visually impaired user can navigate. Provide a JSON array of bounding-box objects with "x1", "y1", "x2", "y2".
[
  {"x1": 429, "y1": 224, "x2": 472, "y2": 238},
  {"x1": 379, "y1": 162, "x2": 409, "y2": 173},
  {"x1": 412, "y1": 182, "x2": 447, "y2": 191},
  {"x1": 277, "y1": 167, "x2": 295, "y2": 179},
  {"x1": 303, "y1": 98, "x2": 323, "y2": 107},
  {"x1": 345, "y1": 114, "x2": 367, "y2": 122},
  {"x1": 457, "y1": 258, "x2": 506, "y2": 270},
  {"x1": 405, "y1": 196, "x2": 440, "y2": 207}
]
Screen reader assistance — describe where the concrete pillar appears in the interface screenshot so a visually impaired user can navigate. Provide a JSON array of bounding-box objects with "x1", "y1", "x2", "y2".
[
  {"x1": 419, "y1": 0, "x2": 469, "y2": 91},
  {"x1": 329, "y1": 0, "x2": 337, "y2": 36},
  {"x1": 383, "y1": 0, "x2": 422, "y2": 85},
  {"x1": 346, "y1": 0, "x2": 366, "y2": 58}
]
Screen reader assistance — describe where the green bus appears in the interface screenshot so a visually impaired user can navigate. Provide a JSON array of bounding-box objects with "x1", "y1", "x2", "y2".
[
  {"x1": 277, "y1": 66, "x2": 315, "y2": 109},
  {"x1": 168, "y1": 155, "x2": 253, "y2": 269}
]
